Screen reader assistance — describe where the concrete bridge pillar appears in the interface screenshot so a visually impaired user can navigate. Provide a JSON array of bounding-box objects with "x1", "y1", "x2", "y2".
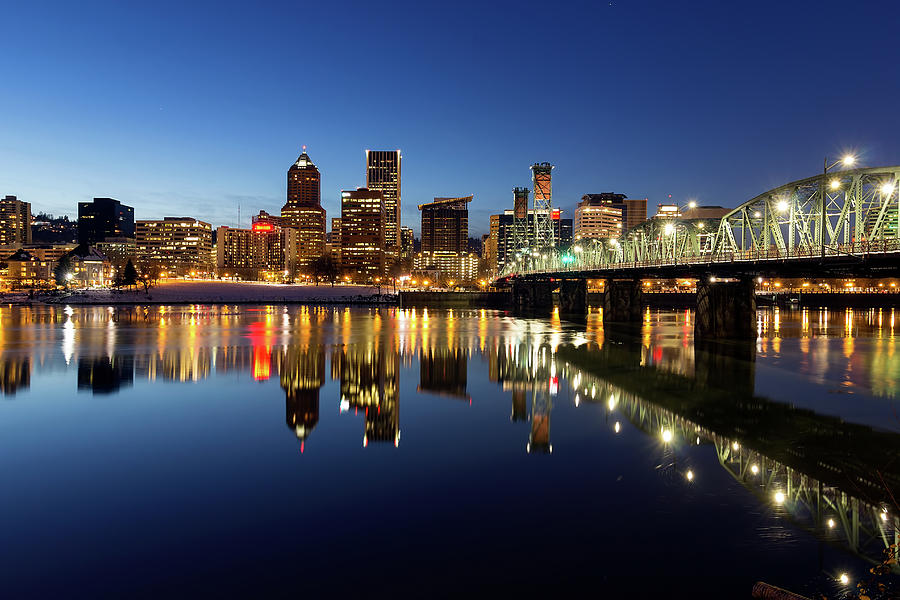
[
  {"x1": 695, "y1": 278, "x2": 757, "y2": 339},
  {"x1": 557, "y1": 279, "x2": 587, "y2": 316},
  {"x1": 602, "y1": 279, "x2": 642, "y2": 322},
  {"x1": 511, "y1": 280, "x2": 554, "y2": 316}
]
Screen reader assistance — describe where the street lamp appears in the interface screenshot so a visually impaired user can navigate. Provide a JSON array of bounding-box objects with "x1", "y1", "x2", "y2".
[{"x1": 821, "y1": 154, "x2": 856, "y2": 256}]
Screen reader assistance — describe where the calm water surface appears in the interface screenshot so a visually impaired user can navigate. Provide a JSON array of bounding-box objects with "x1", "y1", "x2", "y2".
[{"x1": 0, "y1": 304, "x2": 898, "y2": 598}]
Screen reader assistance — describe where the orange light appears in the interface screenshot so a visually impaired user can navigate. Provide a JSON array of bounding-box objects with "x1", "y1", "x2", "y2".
[{"x1": 252, "y1": 222, "x2": 274, "y2": 232}]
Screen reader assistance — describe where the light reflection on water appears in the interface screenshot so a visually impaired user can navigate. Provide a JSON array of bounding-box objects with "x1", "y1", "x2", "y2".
[{"x1": 0, "y1": 304, "x2": 897, "y2": 597}]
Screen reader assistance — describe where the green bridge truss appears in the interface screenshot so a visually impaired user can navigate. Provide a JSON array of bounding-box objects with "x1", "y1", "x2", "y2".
[{"x1": 505, "y1": 166, "x2": 900, "y2": 275}]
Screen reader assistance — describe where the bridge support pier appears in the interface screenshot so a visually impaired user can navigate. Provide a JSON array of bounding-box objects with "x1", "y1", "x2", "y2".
[
  {"x1": 695, "y1": 278, "x2": 756, "y2": 339},
  {"x1": 558, "y1": 279, "x2": 587, "y2": 316},
  {"x1": 602, "y1": 279, "x2": 642, "y2": 322},
  {"x1": 511, "y1": 280, "x2": 554, "y2": 316}
]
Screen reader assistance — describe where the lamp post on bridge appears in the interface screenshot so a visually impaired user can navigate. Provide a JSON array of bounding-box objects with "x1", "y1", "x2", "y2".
[{"x1": 821, "y1": 155, "x2": 856, "y2": 257}]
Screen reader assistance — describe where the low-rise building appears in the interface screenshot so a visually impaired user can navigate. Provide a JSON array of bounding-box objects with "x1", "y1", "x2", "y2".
[
  {"x1": 5, "y1": 249, "x2": 52, "y2": 288},
  {"x1": 64, "y1": 244, "x2": 114, "y2": 288},
  {"x1": 414, "y1": 250, "x2": 478, "y2": 283}
]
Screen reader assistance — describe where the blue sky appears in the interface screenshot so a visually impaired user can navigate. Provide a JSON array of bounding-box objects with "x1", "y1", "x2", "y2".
[{"x1": 2, "y1": 0, "x2": 899, "y2": 236}]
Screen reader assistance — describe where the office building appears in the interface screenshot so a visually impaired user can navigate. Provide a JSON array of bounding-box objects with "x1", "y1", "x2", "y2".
[
  {"x1": 416, "y1": 195, "x2": 476, "y2": 282},
  {"x1": 400, "y1": 226, "x2": 414, "y2": 260},
  {"x1": 329, "y1": 217, "x2": 342, "y2": 263},
  {"x1": 135, "y1": 217, "x2": 213, "y2": 274},
  {"x1": 77, "y1": 198, "x2": 134, "y2": 245},
  {"x1": 251, "y1": 211, "x2": 298, "y2": 279},
  {"x1": 215, "y1": 226, "x2": 254, "y2": 278},
  {"x1": 281, "y1": 150, "x2": 326, "y2": 268},
  {"x1": 340, "y1": 188, "x2": 385, "y2": 281},
  {"x1": 419, "y1": 196, "x2": 471, "y2": 253},
  {"x1": 575, "y1": 194, "x2": 623, "y2": 241},
  {"x1": 617, "y1": 197, "x2": 648, "y2": 231},
  {"x1": 654, "y1": 204, "x2": 681, "y2": 219},
  {"x1": 681, "y1": 205, "x2": 731, "y2": 220},
  {"x1": 414, "y1": 251, "x2": 478, "y2": 283},
  {"x1": 0, "y1": 195, "x2": 32, "y2": 248},
  {"x1": 365, "y1": 150, "x2": 401, "y2": 253}
]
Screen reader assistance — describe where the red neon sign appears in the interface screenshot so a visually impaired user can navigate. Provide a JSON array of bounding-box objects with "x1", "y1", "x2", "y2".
[
  {"x1": 253, "y1": 222, "x2": 274, "y2": 232},
  {"x1": 551, "y1": 209, "x2": 561, "y2": 220}
]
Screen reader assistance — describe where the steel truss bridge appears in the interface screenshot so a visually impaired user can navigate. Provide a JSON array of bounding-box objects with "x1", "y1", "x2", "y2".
[{"x1": 504, "y1": 166, "x2": 900, "y2": 279}]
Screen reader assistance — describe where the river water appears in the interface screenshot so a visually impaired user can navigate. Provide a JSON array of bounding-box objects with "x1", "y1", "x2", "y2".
[{"x1": 0, "y1": 304, "x2": 898, "y2": 598}]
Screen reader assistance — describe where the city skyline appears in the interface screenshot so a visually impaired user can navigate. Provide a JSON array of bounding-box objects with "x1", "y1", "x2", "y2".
[{"x1": 4, "y1": 1, "x2": 900, "y2": 236}]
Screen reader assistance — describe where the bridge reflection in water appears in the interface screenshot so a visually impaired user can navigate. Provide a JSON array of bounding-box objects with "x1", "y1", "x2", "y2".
[{"x1": 487, "y1": 316, "x2": 900, "y2": 573}]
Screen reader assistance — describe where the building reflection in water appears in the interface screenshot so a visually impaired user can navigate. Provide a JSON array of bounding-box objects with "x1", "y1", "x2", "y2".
[
  {"x1": 332, "y1": 342, "x2": 400, "y2": 447},
  {"x1": 77, "y1": 356, "x2": 134, "y2": 394},
  {"x1": 0, "y1": 356, "x2": 30, "y2": 396},
  {"x1": 418, "y1": 347, "x2": 468, "y2": 400},
  {"x1": 280, "y1": 346, "x2": 325, "y2": 450},
  {"x1": 2, "y1": 303, "x2": 899, "y2": 572}
]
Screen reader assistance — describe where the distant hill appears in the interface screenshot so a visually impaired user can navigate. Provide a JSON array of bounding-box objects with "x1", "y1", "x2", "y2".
[{"x1": 32, "y1": 213, "x2": 78, "y2": 244}]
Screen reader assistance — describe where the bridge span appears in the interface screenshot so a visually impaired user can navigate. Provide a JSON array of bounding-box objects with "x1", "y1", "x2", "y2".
[{"x1": 499, "y1": 166, "x2": 900, "y2": 338}]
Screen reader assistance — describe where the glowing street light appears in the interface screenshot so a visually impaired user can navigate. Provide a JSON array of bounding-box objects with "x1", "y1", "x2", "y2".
[
  {"x1": 687, "y1": 200, "x2": 697, "y2": 209},
  {"x1": 881, "y1": 181, "x2": 895, "y2": 195},
  {"x1": 830, "y1": 178, "x2": 841, "y2": 189},
  {"x1": 774, "y1": 491, "x2": 785, "y2": 504},
  {"x1": 776, "y1": 200, "x2": 789, "y2": 213},
  {"x1": 827, "y1": 518, "x2": 836, "y2": 529},
  {"x1": 821, "y1": 154, "x2": 857, "y2": 257},
  {"x1": 838, "y1": 573, "x2": 850, "y2": 585},
  {"x1": 686, "y1": 470, "x2": 694, "y2": 481},
  {"x1": 750, "y1": 464, "x2": 759, "y2": 475},
  {"x1": 661, "y1": 429, "x2": 673, "y2": 443},
  {"x1": 664, "y1": 223, "x2": 675, "y2": 235}
]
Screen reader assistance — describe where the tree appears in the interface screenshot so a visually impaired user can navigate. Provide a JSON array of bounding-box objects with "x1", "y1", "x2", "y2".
[
  {"x1": 310, "y1": 256, "x2": 339, "y2": 287},
  {"x1": 122, "y1": 259, "x2": 138, "y2": 287},
  {"x1": 139, "y1": 264, "x2": 162, "y2": 294},
  {"x1": 54, "y1": 256, "x2": 73, "y2": 288}
]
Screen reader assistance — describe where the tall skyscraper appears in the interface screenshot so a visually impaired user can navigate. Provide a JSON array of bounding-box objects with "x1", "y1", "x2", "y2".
[
  {"x1": 0, "y1": 195, "x2": 32, "y2": 248},
  {"x1": 77, "y1": 197, "x2": 134, "y2": 245},
  {"x1": 281, "y1": 149, "x2": 326, "y2": 268},
  {"x1": 340, "y1": 188, "x2": 385, "y2": 281},
  {"x1": 365, "y1": 150, "x2": 401, "y2": 253}
]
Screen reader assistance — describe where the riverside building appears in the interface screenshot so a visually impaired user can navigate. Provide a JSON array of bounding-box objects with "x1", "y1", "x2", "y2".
[{"x1": 135, "y1": 217, "x2": 213, "y2": 275}]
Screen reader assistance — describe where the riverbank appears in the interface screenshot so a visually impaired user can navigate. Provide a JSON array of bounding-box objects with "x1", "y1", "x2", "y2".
[{"x1": 1, "y1": 280, "x2": 398, "y2": 305}]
